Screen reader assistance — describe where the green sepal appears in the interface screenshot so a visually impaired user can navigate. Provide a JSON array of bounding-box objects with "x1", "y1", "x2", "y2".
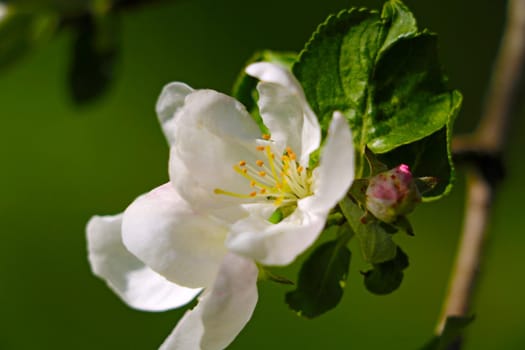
[
  {"x1": 285, "y1": 224, "x2": 353, "y2": 318},
  {"x1": 362, "y1": 246, "x2": 409, "y2": 295},
  {"x1": 348, "y1": 178, "x2": 369, "y2": 204},
  {"x1": 421, "y1": 315, "x2": 475, "y2": 350},
  {"x1": 391, "y1": 215, "x2": 415, "y2": 236},
  {"x1": 365, "y1": 147, "x2": 388, "y2": 176},
  {"x1": 258, "y1": 266, "x2": 294, "y2": 286},
  {"x1": 339, "y1": 196, "x2": 397, "y2": 264},
  {"x1": 325, "y1": 212, "x2": 345, "y2": 227}
]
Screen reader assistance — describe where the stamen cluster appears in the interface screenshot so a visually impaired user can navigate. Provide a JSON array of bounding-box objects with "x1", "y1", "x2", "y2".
[{"x1": 215, "y1": 135, "x2": 312, "y2": 206}]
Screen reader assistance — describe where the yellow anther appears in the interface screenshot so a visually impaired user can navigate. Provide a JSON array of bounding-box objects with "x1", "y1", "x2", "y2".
[
  {"x1": 222, "y1": 143, "x2": 311, "y2": 205},
  {"x1": 262, "y1": 134, "x2": 271, "y2": 140},
  {"x1": 285, "y1": 147, "x2": 297, "y2": 160}
]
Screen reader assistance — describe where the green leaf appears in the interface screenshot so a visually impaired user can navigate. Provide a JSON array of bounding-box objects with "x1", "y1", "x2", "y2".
[
  {"x1": 339, "y1": 196, "x2": 397, "y2": 264},
  {"x1": 362, "y1": 246, "x2": 409, "y2": 295},
  {"x1": 231, "y1": 50, "x2": 296, "y2": 126},
  {"x1": 293, "y1": 8, "x2": 383, "y2": 140},
  {"x1": 421, "y1": 316, "x2": 475, "y2": 350},
  {"x1": 285, "y1": 226, "x2": 352, "y2": 318},
  {"x1": 293, "y1": 0, "x2": 461, "y2": 197},
  {"x1": 69, "y1": 12, "x2": 119, "y2": 104},
  {"x1": 0, "y1": 7, "x2": 58, "y2": 70},
  {"x1": 368, "y1": 34, "x2": 461, "y2": 154},
  {"x1": 380, "y1": 0, "x2": 417, "y2": 53}
]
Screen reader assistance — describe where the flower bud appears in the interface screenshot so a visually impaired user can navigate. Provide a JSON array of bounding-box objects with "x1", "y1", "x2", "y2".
[{"x1": 365, "y1": 164, "x2": 421, "y2": 223}]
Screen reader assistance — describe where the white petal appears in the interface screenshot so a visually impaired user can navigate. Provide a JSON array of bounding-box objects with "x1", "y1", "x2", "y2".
[
  {"x1": 122, "y1": 184, "x2": 228, "y2": 288},
  {"x1": 301, "y1": 111, "x2": 355, "y2": 214},
  {"x1": 169, "y1": 145, "x2": 251, "y2": 214},
  {"x1": 246, "y1": 62, "x2": 321, "y2": 166},
  {"x1": 226, "y1": 207, "x2": 326, "y2": 266},
  {"x1": 225, "y1": 113, "x2": 354, "y2": 266},
  {"x1": 87, "y1": 214, "x2": 200, "y2": 311},
  {"x1": 156, "y1": 82, "x2": 194, "y2": 144},
  {"x1": 170, "y1": 89, "x2": 264, "y2": 208},
  {"x1": 160, "y1": 254, "x2": 258, "y2": 350}
]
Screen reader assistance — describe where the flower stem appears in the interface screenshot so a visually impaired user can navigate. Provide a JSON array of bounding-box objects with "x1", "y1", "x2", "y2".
[{"x1": 435, "y1": 0, "x2": 525, "y2": 347}]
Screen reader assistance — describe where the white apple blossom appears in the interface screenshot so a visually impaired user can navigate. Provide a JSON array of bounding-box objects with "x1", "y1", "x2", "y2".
[{"x1": 87, "y1": 62, "x2": 354, "y2": 349}]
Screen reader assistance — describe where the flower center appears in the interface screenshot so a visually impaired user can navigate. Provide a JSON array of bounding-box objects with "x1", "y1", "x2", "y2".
[{"x1": 214, "y1": 135, "x2": 312, "y2": 206}]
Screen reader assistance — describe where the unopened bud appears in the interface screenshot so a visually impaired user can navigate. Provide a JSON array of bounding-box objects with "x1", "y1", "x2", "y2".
[{"x1": 365, "y1": 164, "x2": 421, "y2": 223}]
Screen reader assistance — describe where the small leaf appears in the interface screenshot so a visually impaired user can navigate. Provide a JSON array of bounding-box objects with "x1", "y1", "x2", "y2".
[
  {"x1": 362, "y1": 246, "x2": 409, "y2": 295},
  {"x1": 421, "y1": 315, "x2": 475, "y2": 350},
  {"x1": 285, "y1": 226, "x2": 352, "y2": 318},
  {"x1": 339, "y1": 196, "x2": 397, "y2": 264},
  {"x1": 69, "y1": 12, "x2": 119, "y2": 104}
]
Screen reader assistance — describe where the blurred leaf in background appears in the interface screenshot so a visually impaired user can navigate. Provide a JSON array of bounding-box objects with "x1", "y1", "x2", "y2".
[
  {"x1": 0, "y1": 0, "x2": 178, "y2": 104},
  {"x1": 0, "y1": 3, "x2": 59, "y2": 69}
]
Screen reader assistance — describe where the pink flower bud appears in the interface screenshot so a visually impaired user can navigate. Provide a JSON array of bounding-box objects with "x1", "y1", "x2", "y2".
[{"x1": 365, "y1": 164, "x2": 421, "y2": 223}]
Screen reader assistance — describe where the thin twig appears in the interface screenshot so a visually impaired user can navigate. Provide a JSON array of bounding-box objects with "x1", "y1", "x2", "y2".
[{"x1": 435, "y1": 0, "x2": 525, "y2": 344}]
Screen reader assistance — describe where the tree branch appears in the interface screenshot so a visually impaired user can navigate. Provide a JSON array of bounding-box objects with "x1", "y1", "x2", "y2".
[{"x1": 435, "y1": 0, "x2": 525, "y2": 345}]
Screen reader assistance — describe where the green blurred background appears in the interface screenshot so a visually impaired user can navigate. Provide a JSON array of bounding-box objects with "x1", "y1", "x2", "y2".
[{"x1": 1, "y1": 0, "x2": 524, "y2": 349}]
